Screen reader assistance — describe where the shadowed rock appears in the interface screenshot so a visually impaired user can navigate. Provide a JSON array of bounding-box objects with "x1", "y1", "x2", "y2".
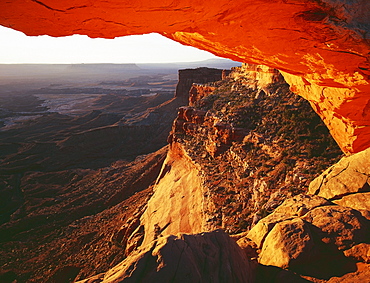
[{"x1": 78, "y1": 230, "x2": 255, "y2": 283}]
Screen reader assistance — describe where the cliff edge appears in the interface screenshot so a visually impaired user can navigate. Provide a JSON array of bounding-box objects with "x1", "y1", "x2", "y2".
[{"x1": 77, "y1": 65, "x2": 369, "y2": 282}]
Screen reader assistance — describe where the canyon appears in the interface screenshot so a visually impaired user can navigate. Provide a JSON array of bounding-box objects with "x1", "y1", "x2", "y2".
[
  {"x1": 1, "y1": 63, "x2": 368, "y2": 282},
  {"x1": 1, "y1": 0, "x2": 370, "y2": 154}
]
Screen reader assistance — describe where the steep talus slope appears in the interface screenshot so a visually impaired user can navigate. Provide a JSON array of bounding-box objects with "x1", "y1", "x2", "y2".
[{"x1": 1, "y1": 0, "x2": 370, "y2": 154}]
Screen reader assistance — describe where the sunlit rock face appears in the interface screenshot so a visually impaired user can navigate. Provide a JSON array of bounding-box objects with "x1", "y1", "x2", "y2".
[{"x1": 1, "y1": 0, "x2": 370, "y2": 153}]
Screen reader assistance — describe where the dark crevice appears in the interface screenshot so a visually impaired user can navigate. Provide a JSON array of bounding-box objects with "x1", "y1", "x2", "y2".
[
  {"x1": 31, "y1": 0, "x2": 88, "y2": 12},
  {"x1": 65, "y1": 5, "x2": 89, "y2": 11},
  {"x1": 314, "y1": 165, "x2": 336, "y2": 195},
  {"x1": 30, "y1": 0, "x2": 65, "y2": 12},
  {"x1": 268, "y1": 28, "x2": 302, "y2": 33},
  {"x1": 329, "y1": 182, "x2": 370, "y2": 201},
  {"x1": 81, "y1": 18, "x2": 128, "y2": 27}
]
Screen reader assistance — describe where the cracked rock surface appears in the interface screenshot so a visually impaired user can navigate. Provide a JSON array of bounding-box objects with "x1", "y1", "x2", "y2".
[{"x1": 309, "y1": 147, "x2": 370, "y2": 199}]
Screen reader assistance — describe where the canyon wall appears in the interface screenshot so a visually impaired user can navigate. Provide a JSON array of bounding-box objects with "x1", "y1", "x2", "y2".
[
  {"x1": 175, "y1": 67, "x2": 224, "y2": 98},
  {"x1": 1, "y1": 0, "x2": 370, "y2": 153}
]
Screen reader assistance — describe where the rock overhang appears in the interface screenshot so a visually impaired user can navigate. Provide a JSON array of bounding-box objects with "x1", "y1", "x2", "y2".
[{"x1": 1, "y1": 0, "x2": 370, "y2": 154}]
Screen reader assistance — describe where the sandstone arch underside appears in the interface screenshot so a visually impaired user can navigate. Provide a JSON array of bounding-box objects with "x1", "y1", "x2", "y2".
[{"x1": 1, "y1": 0, "x2": 370, "y2": 154}]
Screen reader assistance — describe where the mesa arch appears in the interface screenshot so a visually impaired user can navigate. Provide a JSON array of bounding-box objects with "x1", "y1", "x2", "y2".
[{"x1": 1, "y1": 0, "x2": 370, "y2": 154}]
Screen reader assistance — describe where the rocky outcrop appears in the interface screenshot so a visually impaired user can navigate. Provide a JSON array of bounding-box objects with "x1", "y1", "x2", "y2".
[
  {"x1": 258, "y1": 218, "x2": 315, "y2": 269},
  {"x1": 170, "y1": 105, "x2": 246, "y2": 157},
  {"x1": 230, "y1": 64, "x2": 283, "y2": 94},
  {"x1": 168, "y1": 65, "x2": 343, "y2": 235},
  {"x1": 2, "y1": 0, "x2": 370, "y2": 153},
  {"x1": 247, "y1": 194, "x2": 331, "y2": 249},
  {"x1": 175, "y1": 68, "x2": 223, "y2": 98},
  {"x1": 247, "y1": 194, "x2": 370, "y2": 279},
  {"x1": 309, "y1": 147, "x2": 370, "y2": 199},
  {"x1": 189, "y1": 84, "x2": 216, "y2": 107},
  {"x1": 77, "y1": 230, "x2": 255, "y2": 283}
]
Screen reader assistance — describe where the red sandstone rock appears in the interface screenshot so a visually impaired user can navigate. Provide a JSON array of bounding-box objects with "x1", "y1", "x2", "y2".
[
  {"x1": 1, "y1": 0, "x2": 370, "y2": 153},
  {"x1": 138, "y1": 142, "x2": 208, "y2": 247},
  {"x1": 247, "y1": 193, "x2": 369, "y2": 279},
  {"x1": 333, "y1": 192, "x2": 370, "y2": 212},
  {"x1": 258, "y1": 218, "x2": 315, "y2": 269},
  {"x1": 247, "y1": 194, "x2": 330, "y2": 248},
  {"x1": 247, "y1": 212, "x2": 295, "y2": 249},
  {"x1": 273, "y1": 194, "x2": 331, "y2": 217},
  {"x1": 230, "y1": 64, "x2": 283, "y2": 94}
]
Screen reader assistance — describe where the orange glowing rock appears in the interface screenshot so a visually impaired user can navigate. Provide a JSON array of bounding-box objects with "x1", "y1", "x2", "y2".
[{"x1": 1, "y1": 0, "x2": 370, "y2": 153}]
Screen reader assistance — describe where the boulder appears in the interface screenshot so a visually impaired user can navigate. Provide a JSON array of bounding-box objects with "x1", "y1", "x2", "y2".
[
  {"x1": 79, "y1": 230, "x2": 255, "y2": 282},
  {"x1": 258, "y1": 218, "x2": 315, "y2": 269},
  {"x1": 247, "y1": 213, "x2": 294, "y2": 249},
  {"x1": 309, "y1": 148, "x2": 370, "y2": 199},
  {"x1": 302, "y1": 205, "x2": 370, "y2": 251},
  {"x1": 248, "y1": 194, "x2": 369, "y2": 279},
  {"x1": 247, "y1": 194, "x2": 330, "y2": 248}
]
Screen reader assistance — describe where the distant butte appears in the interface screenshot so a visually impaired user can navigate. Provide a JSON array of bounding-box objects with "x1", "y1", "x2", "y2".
[{"x1": 1, "y1": 0, "x2": 370, "y2": 154}]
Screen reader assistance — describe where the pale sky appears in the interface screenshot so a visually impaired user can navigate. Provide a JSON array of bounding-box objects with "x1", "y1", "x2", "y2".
[{"x1": 0, "y1": 26, "x2": 218, "y2": 64}]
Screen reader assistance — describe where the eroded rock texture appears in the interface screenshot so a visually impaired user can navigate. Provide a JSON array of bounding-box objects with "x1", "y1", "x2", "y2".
[
  {"x1": 247, "y1": 194, "x2": 370, "y2": 279},
  {"x1": 1, "y1": 0, "x2": 370, "y2": 153}
]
